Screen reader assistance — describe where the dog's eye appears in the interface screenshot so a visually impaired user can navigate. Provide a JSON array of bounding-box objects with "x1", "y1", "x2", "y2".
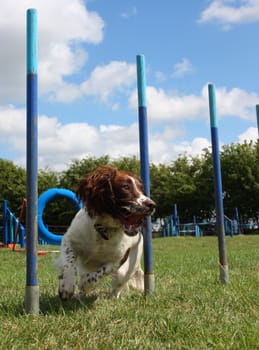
[{"x1": 122, "y1": 184, "x2": 130, "y2": 190}]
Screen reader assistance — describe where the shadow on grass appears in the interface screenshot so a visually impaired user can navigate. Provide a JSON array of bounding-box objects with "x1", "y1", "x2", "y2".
[
  {"x1": 40, "y1": 293, "x2": 98, "y2": 315},
  {"x1": 0, "y1": 293, "x2": 98, "y2": 317}
]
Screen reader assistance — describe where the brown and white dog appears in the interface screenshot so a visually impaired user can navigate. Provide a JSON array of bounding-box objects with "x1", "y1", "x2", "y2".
[{"x1": 55, "y1": 165, "x2": 156, "y2": 300}]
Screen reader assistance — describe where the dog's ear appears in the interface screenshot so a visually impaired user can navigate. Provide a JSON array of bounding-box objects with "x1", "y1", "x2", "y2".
[
  {"x1": 76, "y1": 165, "x2": 118, "y2": 217},
  {"x1": 76, "y1": 178, "x2": 88, "y2": 203}
]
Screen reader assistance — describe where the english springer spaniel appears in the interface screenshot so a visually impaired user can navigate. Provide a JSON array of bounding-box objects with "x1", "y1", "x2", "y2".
[{"x1": 56, "y1": 165, "x2": 156, "y2": 300}]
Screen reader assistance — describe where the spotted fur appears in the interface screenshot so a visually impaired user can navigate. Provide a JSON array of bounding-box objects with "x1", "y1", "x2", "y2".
[{"x1": 55, "y1": 165, "x2": 155, "y2": 300}]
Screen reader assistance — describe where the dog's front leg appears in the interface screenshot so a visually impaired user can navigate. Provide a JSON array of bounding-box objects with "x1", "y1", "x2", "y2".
[
  {"x1": 111, "y1": 234, "x2": 144, "y2": 298},
  {"x1": 78, "y1": 263, "x2": 113, "y2": 295},
  {"x1": 57, "y1": 238, "x2": 77, "y2": 301}
]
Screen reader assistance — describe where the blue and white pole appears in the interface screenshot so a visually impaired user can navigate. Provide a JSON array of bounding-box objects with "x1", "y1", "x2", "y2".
[
  {"x1": 173, "y1": 203, "x2": 179, "y2": 236},
  {"x1": 136, "y1": 54, "x2": 154, "y2": 295},
  {"x1": 208, "y1": 84, "x2": 229, "y2": 284},
  {"x1": 25, "y1": 9, "x2": 39, "y2": 314}
]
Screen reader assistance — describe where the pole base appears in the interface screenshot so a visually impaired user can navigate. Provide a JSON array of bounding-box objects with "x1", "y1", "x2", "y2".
[
  {"x1": 144, "y1": 273, "x2": 155, "y2": 295},
  {"x1": 25, "y1": 285, "x2": 40, "y2": 314},
  {"x1": 219, "y1": 264, "x2": 229, "y2": 284}
]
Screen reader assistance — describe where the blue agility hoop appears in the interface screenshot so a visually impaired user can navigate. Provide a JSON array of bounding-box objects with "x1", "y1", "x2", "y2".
[{"x1": 38, "y1": 188, "x2": 82, "y2": 245}]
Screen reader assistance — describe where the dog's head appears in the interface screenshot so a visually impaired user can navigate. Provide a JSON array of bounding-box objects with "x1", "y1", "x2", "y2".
[{"x1": 76, "y1": 165, "x2": 156, "y2": 235}]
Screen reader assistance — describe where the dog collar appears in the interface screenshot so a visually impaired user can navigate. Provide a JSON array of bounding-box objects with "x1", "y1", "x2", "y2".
[{"x1": 94, "y1": 223, "x2": 109, "y2": 240}]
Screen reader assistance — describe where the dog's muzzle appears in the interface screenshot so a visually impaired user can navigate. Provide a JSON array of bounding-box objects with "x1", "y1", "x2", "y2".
[
  {"x1": 119, "y1": 197, "x2": 156, "y2": 236},
  {"x1": 120, "y1": 198, "x2": 156, "y2": 218}
]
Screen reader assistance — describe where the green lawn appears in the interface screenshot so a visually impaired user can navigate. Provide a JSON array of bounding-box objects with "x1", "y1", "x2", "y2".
[{"x1": 0, "y1": 235, "x2": 259, "y2": 350}]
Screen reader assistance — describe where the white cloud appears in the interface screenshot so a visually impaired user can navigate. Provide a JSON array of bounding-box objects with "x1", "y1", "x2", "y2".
[
  {"x1": 0, "y1": 2, "x2": 138, "y2": 106},
  {"x1": 99, "y1": 123, "x2": 140, "y2": 158},
  {"x1": 238, "y1": 127, "x2": 258, "y2": 142},
  {"x1": 41, "y1": 60, "x2": 137, "y2": 103},
  {"x1": 0, "y1": 105, "x2": 210, "y2": 171},
  {"x1": 0, "y1": 0, "x2": 257, "y2": 173},
  {"x1": 0, "y1": 105, "x2": 139, "y2": 171},
  {"x1": 146, "y1": 86, "x2": 207, "y2": 122},
  {"x1": 198, "y1": 0, "x2": 259, "y2": 27},
  {"x1": 1, "y1": 102, "x2": 256, "y2": 171},
  {"x1": 149, "y1": 135, "x2": 211, "y2": 164},
  {"x1": 0, "y1": 0, "x2": 140, "y2": 105},
  {"x1": 216, "y1": 86, "x2": 258, "y2": 120},
  {"x1": 121, "y1": 6, "x2": 138, "y2": 19},
  {"x1": 186, "y1": 137, "x2": 211, "y2": 156},
  {"x1": 0, "y1": 106, "x2": 26, "y2": 135},
  {"x1": 39, "y1": 44, "x2": 87, "y2": 99},
  {"x1": 0, "y1": 0, "x2": 105, "y2": 104},
  {"x1": 80, "y1": 61, "x2": 136, "y2": 103},
  {"x1": 129, "y1": 86, "x2": 208, "y2": 123},
  {"x1": 154, "y1": 71, "x2": 167, "y2": 83},
  {"x1": 172, "y1": 58, "x2": 193, "y2": 78},
  {"x1": 129, "y1": 84, "x2": 258, "y2": 123}
]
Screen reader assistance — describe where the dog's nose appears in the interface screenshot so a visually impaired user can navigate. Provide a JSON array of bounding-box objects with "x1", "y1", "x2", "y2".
[{"x1": 143, "y1": 198, "x2": 156, "y2": 211}]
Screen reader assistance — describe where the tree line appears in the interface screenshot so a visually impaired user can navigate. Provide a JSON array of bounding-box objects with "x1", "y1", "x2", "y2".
[{"x1": 0, "y1": 141, "x2": 258, "y2": 228}]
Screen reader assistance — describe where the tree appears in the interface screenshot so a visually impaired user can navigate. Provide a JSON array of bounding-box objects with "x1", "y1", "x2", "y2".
[
  {"x1": 192, "y1": 149, "x2": 216, "y2": 220},
  {"x1": 150, "y1": 163, "x2": 174, "y2": 218},
  {"x1": 112, "y1": 156, "x2": 140, "y2": 175},
  {"x1": 1, "y1": 141, "x2": 258, "y2": 229},
  {"x1": 38, "y1": 169, "x2": 59, "y2": 195},
  {"x1": 0, "y1": 158, "x2": 26, "y2": 216},
  {"x1": 220, "y1": 141, "x2": 259, "y2": 221},
  {"x1": 59, "y1": 155, "x2": 111, "y2": 190},
  {"x1": 43, "y1": 156, "x2": 112, "y2": 229},
  {"x1": 168, "y1": 155, "x2": 198, "y2": 221}
]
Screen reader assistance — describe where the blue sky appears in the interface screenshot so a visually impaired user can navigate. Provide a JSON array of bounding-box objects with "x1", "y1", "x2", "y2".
[{"x1": 0, "y1": 0, "x2": 258, "y2": 171}]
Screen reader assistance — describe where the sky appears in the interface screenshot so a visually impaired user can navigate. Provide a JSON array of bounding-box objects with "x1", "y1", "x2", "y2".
[{"x1": 0, "y1": 0, "x2": 258, "y2": 171}]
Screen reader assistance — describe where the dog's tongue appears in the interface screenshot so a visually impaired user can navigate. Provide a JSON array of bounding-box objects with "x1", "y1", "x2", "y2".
[
  {"x1": 122, "y1": 214, "x2": 145, "y2": 236},
  {"x1": 123, "y1": 214, "x2": 145, "y2": 225},
  {"x1": 123, "y1": 223, "x2": 139, "y2": 235}
]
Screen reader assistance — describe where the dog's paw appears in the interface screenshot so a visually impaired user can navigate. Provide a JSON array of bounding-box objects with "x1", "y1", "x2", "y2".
[
  {"x1": 128, "y1": 269, "x2": 144, "y2": 291},
  {"x1": 72, "y1": 291, "x2": 85, "y2": 300},
  {"x1": 58, "y1": 277, "x2": 75, "y2": 301},
  {"x1": 110, "y1": 287, "x2": 124, "y2": 298}
]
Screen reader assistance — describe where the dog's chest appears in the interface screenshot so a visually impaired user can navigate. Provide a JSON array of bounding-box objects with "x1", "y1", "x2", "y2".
[
  {"x1": 81, "y1": 235, "x2": 129, "y2": 270},
  {"x1": 71, "y1": 226, "x2": 130, "y2": 266},
  {"x1": 67, "y1": 210, "x2": 139, "y2": 269}
]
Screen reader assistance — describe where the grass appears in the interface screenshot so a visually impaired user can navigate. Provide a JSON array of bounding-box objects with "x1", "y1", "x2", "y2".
[{"x1": 0, "y1": 235, "x2": 259, "y2": 350}]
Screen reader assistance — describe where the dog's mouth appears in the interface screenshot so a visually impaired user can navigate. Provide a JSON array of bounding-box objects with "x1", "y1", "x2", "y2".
[
  {"x1": 119, "y1": 202, "x2": 156, "y2": 236},
  {"x1": 121, "y1": 214, "x2": 146, "y2": 236}
]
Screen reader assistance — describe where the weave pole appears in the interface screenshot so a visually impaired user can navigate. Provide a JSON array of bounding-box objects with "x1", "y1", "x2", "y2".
[
  {"x1": 25, "y1": 9, "x2": 39, "y2": 314},
  {"x1": 136, "y1": 54, "x2": 155, "y2": 295},
  {"x1": 208, "y1": 84, "x2": 229, "y2": 284}
]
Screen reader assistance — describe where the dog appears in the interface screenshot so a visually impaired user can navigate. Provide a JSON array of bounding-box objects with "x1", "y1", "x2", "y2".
[{"x1": 55, "y1": 165, "x2": 156, "y2": 300}]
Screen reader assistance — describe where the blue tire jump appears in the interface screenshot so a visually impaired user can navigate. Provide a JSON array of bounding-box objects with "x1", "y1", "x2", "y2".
[{"x1": 38, "y1": 188, "x2": 82, "y2": 245}]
